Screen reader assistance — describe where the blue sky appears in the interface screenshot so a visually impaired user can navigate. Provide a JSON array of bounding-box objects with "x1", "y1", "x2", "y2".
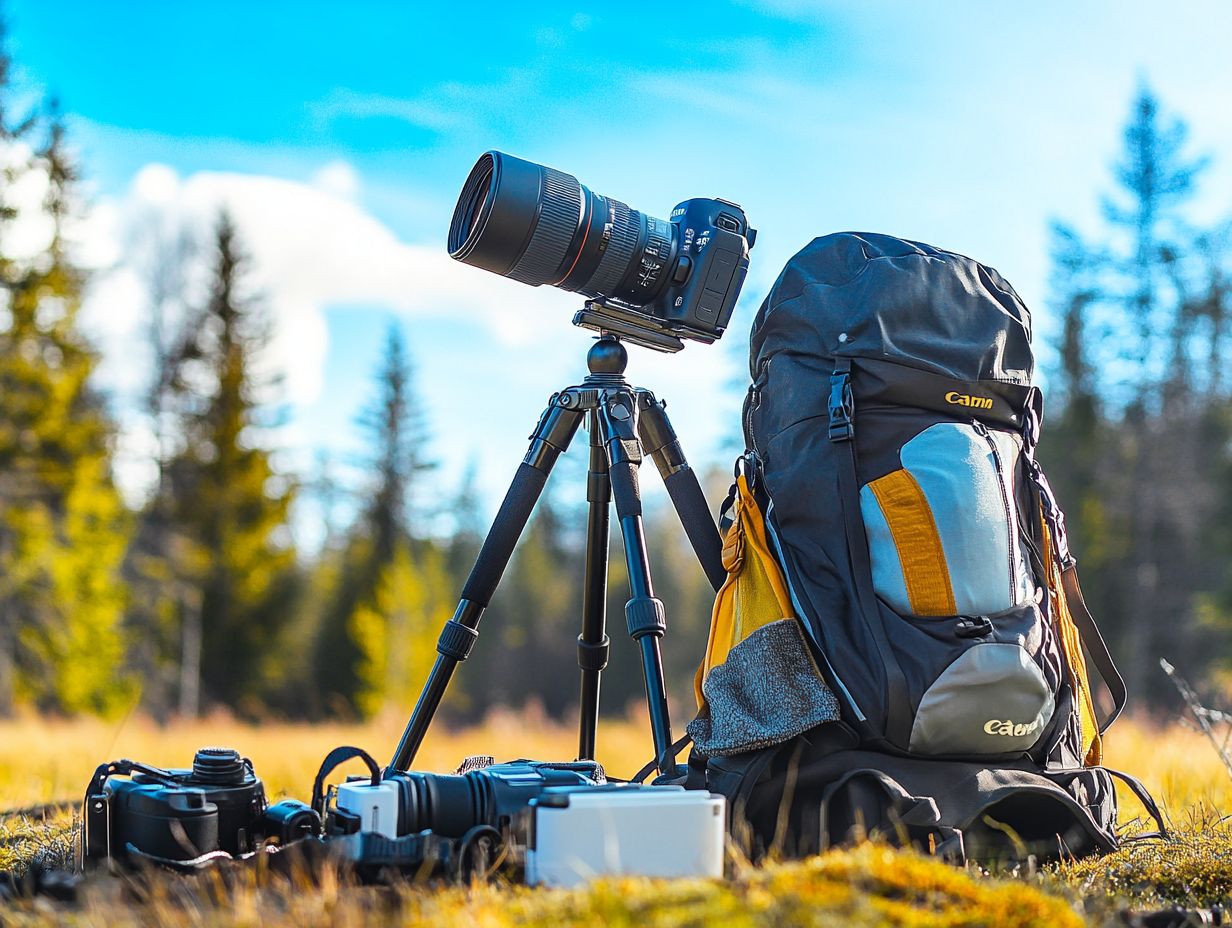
[{"x1": 7, "y1": 1, "x2": 1231, "y2": 541}]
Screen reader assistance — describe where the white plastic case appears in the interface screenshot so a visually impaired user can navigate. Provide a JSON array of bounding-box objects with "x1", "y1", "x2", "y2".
[{"x1": 525, "y1": 785, "x2": 725, "y2": 887}]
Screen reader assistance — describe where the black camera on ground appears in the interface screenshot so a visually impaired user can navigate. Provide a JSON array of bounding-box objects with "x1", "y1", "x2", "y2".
[
  {"x1": 81, "y1": 747, "x2": 320, "y2": 869},
  {"x1": 448, "y1": 150, "x2": 756, "y2": 351}
]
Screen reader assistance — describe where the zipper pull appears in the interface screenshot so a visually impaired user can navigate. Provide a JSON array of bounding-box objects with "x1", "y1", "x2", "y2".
[{"x1": 972, "y1": 418, "x2": 1004, "y2": 469}]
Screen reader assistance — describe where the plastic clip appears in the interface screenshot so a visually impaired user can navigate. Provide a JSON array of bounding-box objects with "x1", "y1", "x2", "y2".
[{"x1": 828, "y1": 371, "x2": 854, "y2": 442}]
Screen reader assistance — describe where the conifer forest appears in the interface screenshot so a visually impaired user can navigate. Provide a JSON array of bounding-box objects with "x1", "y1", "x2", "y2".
[{"x1": 1, "y1": 34, "x2": 1230, "y2": 732}]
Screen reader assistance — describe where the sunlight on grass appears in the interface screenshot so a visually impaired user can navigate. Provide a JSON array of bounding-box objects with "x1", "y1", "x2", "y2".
[
  {"x1": 1, "y1": 712, "x2": 1229, "y2": 925},
  {"x1": 0, "y1": 707, "x2": 657, "y2": 809}
]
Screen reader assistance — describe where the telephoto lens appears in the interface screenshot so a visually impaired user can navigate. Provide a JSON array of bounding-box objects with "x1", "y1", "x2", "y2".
[
  {"x1": 448, "y1": 151, "x2": 676, "y2": 308},
  {"x1": 382, "y1": 761, "x2": 600, "y2": 838}
]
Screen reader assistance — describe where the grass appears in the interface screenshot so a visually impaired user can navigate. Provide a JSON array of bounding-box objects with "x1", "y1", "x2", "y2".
[{"x1": 0, "y1": 711, "x2": 1229, "y2": 925}]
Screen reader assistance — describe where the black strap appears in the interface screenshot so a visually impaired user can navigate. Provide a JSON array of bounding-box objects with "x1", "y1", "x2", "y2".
[
  {"x1": 684, "y1": 745, "x2": 709, "y2": 790},
  {"x1": 1106, "y1": 767, "x2": 1170, "y2": 841},
  {"x1": 1061, "y1": 566, "x2": 1128, "y2": 733},
  {"x1": 311, "y1": 745, "x2": 382, "y2": 819},
  {"x1": 632, "y1": 733, "x2": 693, "y2": 785},
  {"x1": 1020, "y1": 387, "x2": 1126, "y2": 732},
  {"x1": 819, "y1": 768, "x2": 944, "y2": 829},
  {"x1": 830, "y1": 359, "x2": 912, "y2": 747}
]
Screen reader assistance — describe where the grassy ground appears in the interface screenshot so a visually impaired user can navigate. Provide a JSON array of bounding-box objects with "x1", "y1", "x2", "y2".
[{"x1": 0, "y1": 712, "x2": 1229, "y2": 925}]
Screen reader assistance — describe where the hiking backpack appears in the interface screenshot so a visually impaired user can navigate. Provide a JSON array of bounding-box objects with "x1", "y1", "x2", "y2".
[{"x1": 687, "y1": 232, "x2": 1163, "y2": 861}]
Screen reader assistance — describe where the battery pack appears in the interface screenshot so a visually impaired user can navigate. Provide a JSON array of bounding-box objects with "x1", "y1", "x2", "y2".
[
  {"x1": 335, "y1": 779, "x2": 401, "y2": 838},
  {"x1": 525, "y1": 785, "x2": 725, "y2": 887}
]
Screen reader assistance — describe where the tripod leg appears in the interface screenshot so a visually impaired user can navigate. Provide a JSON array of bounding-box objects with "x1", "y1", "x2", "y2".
[
  {"x1": 598, "y1": 393, "x2": 677, "y2": 777},
  {"x1": 576, "y1": 410, "x2": 611, "y2": 761},
  {"x1": 390, "y1": 400, "x2": 584, "y2": 771},
  {"x1": 637, "y1": 392, "x2": 725, "y2": 592}
]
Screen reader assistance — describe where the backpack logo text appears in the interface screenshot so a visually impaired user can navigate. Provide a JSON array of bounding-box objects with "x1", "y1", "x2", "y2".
[
  {"x1": 945, "y1": 391, "x2": 994, "y2": 410},
  {"x1": 983, "y1": 717, "x2": 1041, "y2": 737}
]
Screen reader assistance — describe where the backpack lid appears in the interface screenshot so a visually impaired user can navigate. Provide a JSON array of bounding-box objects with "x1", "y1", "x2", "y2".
[{"x1": 749, "y1": 232, "x2": 1034, "y2": 386}]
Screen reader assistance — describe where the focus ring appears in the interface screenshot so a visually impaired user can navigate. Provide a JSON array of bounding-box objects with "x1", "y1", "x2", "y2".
[
  {"x1": 584, "y1": 200, "x2": 642, "y2": 298},
  {"x1": 508, "y1": 167, "x2": 582, "y2": 287}
]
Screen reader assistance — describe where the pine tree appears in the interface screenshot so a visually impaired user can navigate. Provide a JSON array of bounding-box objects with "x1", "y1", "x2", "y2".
[
  {"x1": 357, "y1": 325, "x2": 434, "y2": 561},
  {"x1": 122, "y1": 212, "x2": 202, "y2": 716},
  {"x1": 1043, "y1": 87, "x2": 1231, "y2": 704},
  {"x1": 0, "y1": 95, "x2": 132, "y2": 715},
  {"x1": 165, "y1": 211, "x2": 295, "y2": 709},
  {"x1": 314, "y1": 324, "x2": 436, "y2": 715}
]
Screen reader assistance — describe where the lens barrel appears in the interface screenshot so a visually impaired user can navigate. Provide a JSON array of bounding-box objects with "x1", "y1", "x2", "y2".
[{"x1": 448, "y1": 151, "x2": 674, "y2": 307}]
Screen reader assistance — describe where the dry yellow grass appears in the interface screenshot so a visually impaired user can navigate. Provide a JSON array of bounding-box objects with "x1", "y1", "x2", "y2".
[
  {"x1": 1099, "y1": 716, "x2": 1232, "y2": 817},
  {"x1": 1, "y1": 708, "x2": 1223, "y2": 818},
  {"x1": 1, "y1": 711, "x2": 1229, "y2": 925},
  {"x1": 0, "y1": 706, "x2": 656, "y2": 810}
]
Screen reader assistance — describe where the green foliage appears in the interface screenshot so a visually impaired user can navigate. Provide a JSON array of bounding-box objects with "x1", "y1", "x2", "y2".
[
  {"x1": 162, "y1": 212, "x2": 296, "y2": 710},
  {"x1": 0, "y1": 826, "x2": 1093, "y2": 927},
  {"x1": 0, "y1": 70, "x2": 132, "y2": 716},
  {"x1": 1056, "y1": 812, "x2": 1232, "y2": 909},
  {"x1": 349, "y1": 541, "x2": 451, "y2": 718},
  {"x1": 0, "y1": 810, "x2": 73, "y2": 875}
]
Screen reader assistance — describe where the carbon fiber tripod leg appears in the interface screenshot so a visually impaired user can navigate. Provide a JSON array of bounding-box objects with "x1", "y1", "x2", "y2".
[
  {"x1": 576, "y1": 410, "x2": 611, "y2": 761},
  {"x1": 390, "y1": 401, "x2": 584, "y2": 771},
  {"x1": 637, "y1": 393, "x2": 725, "y2": 591},
  {"x1": 599, "y1": 391, "x2": 678, "y2": 777}
]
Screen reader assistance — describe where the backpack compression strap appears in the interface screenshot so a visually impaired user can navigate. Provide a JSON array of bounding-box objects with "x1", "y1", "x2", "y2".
[
  {"x1": 1022, "y1": 388, "x2": 1127, "y2": 734},
  {"x1": 1060, "y1": 566, "x2": 1127, "y2": 734}
]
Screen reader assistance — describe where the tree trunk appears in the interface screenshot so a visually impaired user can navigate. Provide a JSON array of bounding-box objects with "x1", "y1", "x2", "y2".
[{"x1": 179, "y1": 593, "x2": 202, "y2": 718}]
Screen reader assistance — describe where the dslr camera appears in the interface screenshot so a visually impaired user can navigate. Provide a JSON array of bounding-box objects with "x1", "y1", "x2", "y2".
[
  {"x1": 448, "y1": 150, "x2": 756, "y2": 351},
  {"x1": 81, "y1": 747, "x2": 320, "y2": 869}
]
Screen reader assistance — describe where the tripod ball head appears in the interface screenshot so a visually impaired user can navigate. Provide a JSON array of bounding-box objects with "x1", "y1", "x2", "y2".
[{"x1": 587, "y1": 336, "x2": 628, "y2": 376}]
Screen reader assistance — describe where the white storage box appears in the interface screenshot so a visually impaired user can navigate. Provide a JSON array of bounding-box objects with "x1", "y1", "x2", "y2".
[{"x1": 525, "y1": 785, "x2": 725, "y2": 887}]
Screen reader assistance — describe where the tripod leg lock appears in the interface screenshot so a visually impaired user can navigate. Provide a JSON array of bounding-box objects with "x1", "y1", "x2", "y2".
[
  {"x1": 625, "y1": 597, "x2": 667, "y2": 640},
  {"x1": 577, "y1": 634, "x2": 611, "y2": 672},
  {"x1": 437, "y1": 620, "x2": 480, "y2": 662}
]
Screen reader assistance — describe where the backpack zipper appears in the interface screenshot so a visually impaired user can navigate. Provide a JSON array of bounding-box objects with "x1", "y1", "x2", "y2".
[
  {"x1": 743, "y1": 385, "x2": 759, "y2": 455},
  {"x1": 744, "y1": 358, "x2": 770, "y2": 456},
  {"x1": 971, "y1": 418, "x2": 1017, "y2": 606}
]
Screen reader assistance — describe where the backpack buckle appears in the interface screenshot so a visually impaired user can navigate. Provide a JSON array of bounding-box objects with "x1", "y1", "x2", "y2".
[{"x1": 828, "y1": 371, "x2": 854, "y2": 442}]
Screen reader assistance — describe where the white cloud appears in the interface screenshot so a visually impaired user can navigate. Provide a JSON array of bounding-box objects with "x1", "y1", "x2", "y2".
[
  {"x1": 307, "y1": 88, "x2": 464, "y2": 134},
  {"x1": 1, "y1": 141, "x2": 55, "y2": 263},
  {"x1": 72, "y1": 160, "x2": 587, "y2": 506},
  {"x1": 79, "y1": 161, "x2": 563, "y2": 406},
  {"x1": 311, "y1": 160, "x2": 360, "y2": 201}
]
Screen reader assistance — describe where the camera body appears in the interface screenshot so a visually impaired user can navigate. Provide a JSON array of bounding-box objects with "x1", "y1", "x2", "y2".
[
  {"x1": 81, "y1": 748, "x2": 320, "y2": 869},
  {"x1": 575, "y1": 197, "x2": 754, "y2": 350},
  {"x1": 448, "y1": 150, "x2": 755, "y2": 352}
]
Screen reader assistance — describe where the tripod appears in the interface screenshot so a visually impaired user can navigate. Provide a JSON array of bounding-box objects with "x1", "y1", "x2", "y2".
[{"x1": 389, "y1": 334, "x2": 725, "y2": 778}]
